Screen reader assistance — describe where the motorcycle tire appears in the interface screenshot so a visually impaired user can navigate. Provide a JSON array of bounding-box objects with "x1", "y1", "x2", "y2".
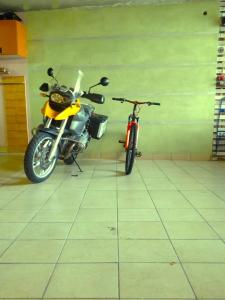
[{"x1": 24, "y1": 132, "x2": 58, "y2": 183}]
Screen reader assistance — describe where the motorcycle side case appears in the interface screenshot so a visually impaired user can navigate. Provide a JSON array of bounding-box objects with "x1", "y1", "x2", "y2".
[{"x1": 88, "y1": 113, "x2": 108, "y2": 139}]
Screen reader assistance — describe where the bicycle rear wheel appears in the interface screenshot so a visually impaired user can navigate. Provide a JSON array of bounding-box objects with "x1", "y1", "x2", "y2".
[{"x1": 125, "y1": 124, "x2": 137, "y2": 175}]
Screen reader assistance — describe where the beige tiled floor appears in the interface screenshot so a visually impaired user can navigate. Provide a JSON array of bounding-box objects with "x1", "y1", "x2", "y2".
[{"x1": 0, "y1": 155, "x2": 225, "y2": 299}]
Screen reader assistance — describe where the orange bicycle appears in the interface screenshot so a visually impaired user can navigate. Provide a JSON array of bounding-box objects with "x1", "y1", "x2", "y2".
[{"x1": 112, "y1": 97, "x2": 160, "y2": 174}]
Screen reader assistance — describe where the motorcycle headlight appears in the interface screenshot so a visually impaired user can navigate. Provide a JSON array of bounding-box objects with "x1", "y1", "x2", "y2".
[{"x1": 50, "y1": 93, "x2": 65, "y2": 104}]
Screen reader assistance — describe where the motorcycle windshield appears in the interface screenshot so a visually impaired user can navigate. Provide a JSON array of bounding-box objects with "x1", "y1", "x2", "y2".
[{"x1": 51, "y1": 66, "x2": 84, "y2": 98}]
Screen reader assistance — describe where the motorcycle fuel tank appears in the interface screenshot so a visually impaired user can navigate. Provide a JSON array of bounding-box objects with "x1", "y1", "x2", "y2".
[{"x1": 69, "y1": 104, "x2": 93, "y2": 137}]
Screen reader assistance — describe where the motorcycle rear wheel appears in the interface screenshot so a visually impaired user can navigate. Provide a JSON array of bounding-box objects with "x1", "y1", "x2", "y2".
[{"x1": 24, "y1": 132, "x2": 58, "y2": 183}]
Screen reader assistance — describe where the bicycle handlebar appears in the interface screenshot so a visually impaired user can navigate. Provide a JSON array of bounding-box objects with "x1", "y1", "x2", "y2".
[{"x1": 112, "y1": 97, "x2": 160, "y2": 106}]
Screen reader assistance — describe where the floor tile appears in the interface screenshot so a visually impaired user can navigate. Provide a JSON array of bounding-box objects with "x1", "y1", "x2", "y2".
[
  {"x1": 0, "y1": 264, "x2": 54, "y2": 298},
  {"x1": 119, "y1": 221, "x2": 167, "y2": 239},
  {"x1": 119, "y1": 240, "x2": 178, "y2": 262},
  {"x1": 0, "y1": 222, "x2": 27, "y2": 239},
  {"x1": 44, "y1": 299, "x2": 115, "y2": 300},
  {"x1": 0, "y1": 240, "x2": 64, "y2": 263},
  {"x1": 116, "y1": 177, "x2": 144, "y2": 183},
  {"x1": 5, "y1": 198, "x2": 48, "y2": 210},
  {"x1": 150, "y1": 190, "x2": 192, "y2": 208},
  {"x1": 117, "y1": 183, "x2": 147, "y2": 190},
  {"x1": 0, "y1": 189, "x2": 22, "y2": 201},
  {"x1": 145, "y1": 179, "x2": 176, "y2": 190},
  {"x1": 172, "y1": 240, "x2": 225, "y2": 262},
  {"x1": 118, "y1": 209, "x2": 159, "y2": 221},
  {"x1": 0, "y1": 240, "x2": 11, "y2": 256},
  {"x1": 50, "y1": 189, "x2": 86, "y2": 199},
  {"x1": 164, "y1": 221, "x2": 219, "y2": 239},
  {"x1": 76, "y1": 208, "x2": 117, "y2": 222},
  {"x1": 43, "y1": 190, "x2": 85, "y2": 209},
  {"x1": 168, "y1": 177, "x2": 199, "y2": 184},
  {"x1": 59, "y1": 240, "x2": 118, "y2": 262},
  {"x1": 59, "y1": 180, "x2": 90, "y2": 190},
  {"x1": 213, "y1": 189, "x2": 225, "y2": 201},
  {"x1": 32, "y1": 209, "x2": 78, "y2": 222},
  {"x1": 173, "y1": 183, "x2": 206, "y2": 190},
  {"x1": 118, "y1": 190, "x2": 154, "y2": 208},
  {"x1": 120, "y1": 263, "x2": 195, "y2": 298},
  {"x1": 18, "y1": 222, "x2": 72, "y2": 239},
  {"x1": 0, "y1": 210, "x2": 36, "y2": 222},
  {"x1": 42, "y1": 197, "x2": 83, "y2": 210},
  {"x1": 14, "y1": 189, "x2": 54, "y2": 201},
  {"x1": 44, "y1": 263, "x2": 118, "y2": 298},
  {"x1": 69, "y1": 221, "x2": 117, "y2": 239},
  {"x1": 158, "y1": 208, "x2": 204, "y2": 222},
  {"x1": 81, "y1": 190, "x2": 117, "y2": 208},
  {"x1": 181, "y1": 191, "x2": 225, "y2": 208},
  {"x1": 198, "y1": 209, "x2": 225, "y2": 221},
  {"x1": 88, "y1": 179, "x2": 117, "y2": 190},
  {"x1": 0, "y1": 198, "x2": 13, "y2": 209},
  {"x1": 143, "y1": 178, "x2": 173, "y2": 186},
  {"x1": 184, "y1": 263, "x2": 225, "y2": 298},
  {"x1": 209, "y1": 222, "x2": 225, "y2": 239}
]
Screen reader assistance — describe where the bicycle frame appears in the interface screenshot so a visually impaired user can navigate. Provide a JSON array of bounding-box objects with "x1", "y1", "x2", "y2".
[
  {"x1": 125, "y1": 104, "x2": 139, "y2": 150},
  {"x1": 125, "y1": 118, "x2": 139, "y2": 150}
]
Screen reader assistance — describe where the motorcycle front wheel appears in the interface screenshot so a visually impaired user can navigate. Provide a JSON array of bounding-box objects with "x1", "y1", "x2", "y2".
[{"x1": 24, "y1": 132, "x2": 58, "y2": 183}]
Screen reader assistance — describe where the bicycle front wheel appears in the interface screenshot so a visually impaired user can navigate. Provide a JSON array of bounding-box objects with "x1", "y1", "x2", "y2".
[{"x1": 125, "y1": 124, "x2": 137, "y2": 175}]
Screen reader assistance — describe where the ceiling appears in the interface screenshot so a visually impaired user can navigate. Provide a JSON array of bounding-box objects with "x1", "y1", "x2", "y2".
[{"x1": 0, "y1": 0, "x2": 192, "y2": 12}]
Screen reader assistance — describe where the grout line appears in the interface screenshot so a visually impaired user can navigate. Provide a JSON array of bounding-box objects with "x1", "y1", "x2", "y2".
[
  {"x1": 0, "y1": 186, "x2": 58, "y2": 260},
  {"x1": 0, "y1": 237, "x2": 223, "y2": 241},
  {"x1": 138, "y1": 160, "x2": 198, "y2": 300},
  {"x1": 0, "y1": 261, "x2": 225, "y2": 265},
  {"x1": 41, "y1": 162, "x2": 96, "y2": 299},
  {"x1": 115, "y1": 160, "x2": 121, "y2": 300},
  {"x1": 172, "y1": 161, "x2": 225, "y2": 241}
]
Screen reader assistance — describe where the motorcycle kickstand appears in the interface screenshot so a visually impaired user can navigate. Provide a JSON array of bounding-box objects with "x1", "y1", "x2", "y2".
[{"x1": 71, "y1": 155, "x2": 83, "y2": 177}]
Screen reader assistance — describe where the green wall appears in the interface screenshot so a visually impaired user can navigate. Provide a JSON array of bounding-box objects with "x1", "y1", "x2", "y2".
[{"x1": 26, "y1": 0, "x2": 219, "y2": 160}]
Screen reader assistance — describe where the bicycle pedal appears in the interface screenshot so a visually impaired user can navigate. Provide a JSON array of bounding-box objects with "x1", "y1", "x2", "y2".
[
  {"x1": 118, "y1": 140, "x2": 125, "y2": 144},
  {"x1": 136, "y1": 151, "x2": 142, "y2": 157}
]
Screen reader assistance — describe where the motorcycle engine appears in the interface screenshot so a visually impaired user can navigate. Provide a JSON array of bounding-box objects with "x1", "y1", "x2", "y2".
[
  {"x1": 64, "y1": 130, "x2": 90, "y2": 160},
  {"x1": 76, "y1": 130, "x2": 89, "y2": 150}
]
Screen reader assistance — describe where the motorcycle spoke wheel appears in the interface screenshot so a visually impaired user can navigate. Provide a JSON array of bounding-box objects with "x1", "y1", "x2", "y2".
[{"x1": 24, "y1": 132, "x2": 58, "y2": 183}]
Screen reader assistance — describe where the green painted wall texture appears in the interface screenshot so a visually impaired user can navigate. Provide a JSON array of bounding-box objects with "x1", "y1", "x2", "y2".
[{"x1": 26, "y1": 0, "x2": 219, "y2": 160}]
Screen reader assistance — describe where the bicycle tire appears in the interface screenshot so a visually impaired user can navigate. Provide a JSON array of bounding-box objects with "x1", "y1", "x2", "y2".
[{"x1": 125, "y1": 124, "x2": 137, "y2": 175}]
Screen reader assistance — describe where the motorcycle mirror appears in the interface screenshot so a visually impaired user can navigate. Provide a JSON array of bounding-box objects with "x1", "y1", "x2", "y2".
[
  {"x1": 39, "y1": 82, "x2": 49, "y2": 92},
  {"x1": 47, "y1": 67, "x2": 54, "y2": 78},
  {"x1": 88, "y1": 76, "x2": 109, "y2": 92},
  {"x1": 99, "y1": 77, "x2": 109, "y2": 86}
]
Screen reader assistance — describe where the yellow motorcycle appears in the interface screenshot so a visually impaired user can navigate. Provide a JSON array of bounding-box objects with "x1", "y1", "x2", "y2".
[{"x1": 24, "y1": 68, "x2": 109, "y2": 183}]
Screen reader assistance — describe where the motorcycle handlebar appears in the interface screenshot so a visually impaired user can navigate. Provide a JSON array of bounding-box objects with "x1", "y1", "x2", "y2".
[{"x1": 82, "y1": 92, "x2": 105, "y2": 104}]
